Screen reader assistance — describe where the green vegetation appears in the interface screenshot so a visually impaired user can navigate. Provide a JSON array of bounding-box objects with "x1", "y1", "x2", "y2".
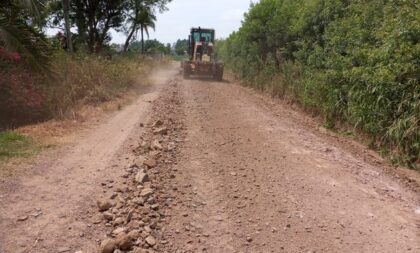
[
  {"x1": 218, "y1": 0, "x2": 419, "y2": 167},
  {"x1": 170, "y1": 39, "x2": 189, "y2": 61},
  {"x1": 123, "y1": 0, "x2": 170, "y2": 53},
  {"x1": 49, "y1": 0, "x2": 170, "y2": 54},
  {"x1": 173, "y1": 39, "x2": 189, "y2": 56},
  {"x1": 129, "y1": 39, "x2": 171, "y2": 54},
  {"x1": 0, "y1": 0, "x2": 49, "y2": 70},
  {"x1": 0, "y1": 0, "x2": 172, "y2": 129},
  {"x1": 0, "y1": 131, "x2": 39, "y2": 160}
]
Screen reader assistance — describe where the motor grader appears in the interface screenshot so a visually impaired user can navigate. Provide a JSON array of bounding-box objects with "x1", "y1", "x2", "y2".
[{"x1": 182, "y1": 27, "x2": 224, "y2": 81}]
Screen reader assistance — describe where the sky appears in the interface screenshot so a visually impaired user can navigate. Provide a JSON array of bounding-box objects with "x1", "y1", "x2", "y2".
[{"x1": 110, "y1": 0, "x2": 257, "y2": 45}]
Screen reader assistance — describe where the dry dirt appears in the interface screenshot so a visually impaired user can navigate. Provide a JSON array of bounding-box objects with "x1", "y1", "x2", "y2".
[{"x1": 0, "y1": 64, "x2": 419, "y2": 253}]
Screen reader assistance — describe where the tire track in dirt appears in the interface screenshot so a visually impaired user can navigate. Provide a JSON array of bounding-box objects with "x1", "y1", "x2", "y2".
[
  {"x1": 158, "y1": 76, "x2": 420, "y2": 253},
  {"x1": 1, "y1": 65, "x2": 419, "y2": 253}
]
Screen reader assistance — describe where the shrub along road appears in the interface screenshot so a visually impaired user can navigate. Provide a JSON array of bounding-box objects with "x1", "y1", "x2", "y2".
[{"x1": 0, "y1": 64, "x2": 419, "y2": 253}]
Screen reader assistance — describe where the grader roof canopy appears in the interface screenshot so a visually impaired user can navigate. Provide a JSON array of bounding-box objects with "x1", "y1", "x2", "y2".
[{"x1": 190, "y1": 28, "x2": 215, "y2": 43}]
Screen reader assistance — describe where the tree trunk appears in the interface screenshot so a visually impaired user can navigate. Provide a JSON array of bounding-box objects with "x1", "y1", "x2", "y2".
[
  {"x1": 97, "y1": 15, "x2": 113, "y2": 52},
  {"x1": 62, "y1": 0, "x2": 73, "y2": 53},
  {"x1": 86, "y1": 1, "x2": 99, "y2": 53},
  {"x1": 141, "y1": 24, "x2": 144, "y2": 54},
  {"x1": 123, "y1": 25, "x2": 136, "y2": 52},
  {"x1": 87, "y1": 15, "x2": 96, "y2": 53}
]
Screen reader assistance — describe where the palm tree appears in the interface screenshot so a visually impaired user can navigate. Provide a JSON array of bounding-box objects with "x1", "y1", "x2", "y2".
[
  {"x1": 138, "y1": 7, "x2": 156, "y2": 53},
  {"x1": 0, "y1": 0, "x2": 48, "y2": 70},
  {"x1": 123, "y1": 1, "x2": 156, "y2": 53}
]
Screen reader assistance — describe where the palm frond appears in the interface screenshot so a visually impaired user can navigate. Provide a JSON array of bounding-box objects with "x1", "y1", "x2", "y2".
[
  {"x1": 18, "y1": 0, "x2": 42, "y2": 23},
  {"x1": 0, "y1": 17, "x2": 49, "y2": 71},
  {"x1": 144, "y1": 26, "x2": 149, "y2": 38},
  {"x1": 0, "y1": 0, "x2": 49, "y2": 71}
]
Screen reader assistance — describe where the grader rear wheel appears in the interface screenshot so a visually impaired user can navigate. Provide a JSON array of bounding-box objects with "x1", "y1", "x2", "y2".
[
  {"x1": 183, "y1": 66, "x2": 190, "y2": 79},
  {"x1": 214, "y1": 66, "x2": 224, "y2": 81}
]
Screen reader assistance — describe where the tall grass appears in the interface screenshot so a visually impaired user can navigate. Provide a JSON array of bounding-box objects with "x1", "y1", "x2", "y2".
[
  {"x1": 44, "y1": 52, "x2": 156, "y2": 118},
  {"x1": 0, "y1": 53, "x2": 159, "y2": 127}
]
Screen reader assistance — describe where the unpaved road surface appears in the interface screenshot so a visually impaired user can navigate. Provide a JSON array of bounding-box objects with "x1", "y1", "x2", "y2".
[
  {"x1": 1, "y1": 65, "x2": 419, "y2": 253},
  {"x1": 0, "y1": 67, "x2": 176, "y2": 253}
]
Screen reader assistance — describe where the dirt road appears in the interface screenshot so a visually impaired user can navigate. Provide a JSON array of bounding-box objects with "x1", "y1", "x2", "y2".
[
  {"x1": 0, "y1": 67, "x2": 176, "y2": 253},
  {"x1": 1, "y1": 65, "x2": 419, "y2": 253}
]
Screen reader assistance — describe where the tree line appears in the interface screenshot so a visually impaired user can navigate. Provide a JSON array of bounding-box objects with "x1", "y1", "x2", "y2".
[
  {"x1": 218, "y1": 0, "x2": 419, "y2": 166},
  {"x1": 0, "y1": 0, "x2": 173, "y2": 128},
  {"x1": 0, "y1": 0, "x2": 171, "y2": 67}
]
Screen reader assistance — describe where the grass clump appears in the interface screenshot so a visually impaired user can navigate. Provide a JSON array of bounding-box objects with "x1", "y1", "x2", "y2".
[{"x1": 0, "y1": 131, "x2": 40, "y2": 161}]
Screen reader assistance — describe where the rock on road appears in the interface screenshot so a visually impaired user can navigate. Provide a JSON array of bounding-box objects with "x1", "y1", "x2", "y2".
[{"x1": 0, "y1": 64, "x2": 419, "y2": 253}]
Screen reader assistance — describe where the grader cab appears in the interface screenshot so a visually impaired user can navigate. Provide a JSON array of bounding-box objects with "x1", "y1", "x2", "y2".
[{"x1": 182, "y1": 27, "x2": 224, "y2": 81}]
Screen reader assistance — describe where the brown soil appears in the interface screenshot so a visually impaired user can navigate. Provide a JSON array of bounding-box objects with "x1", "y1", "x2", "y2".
[
  {"x1": 0, "y1": 64, "x2": 419, "y2": 253},
  {"x1": 0, "y1": 66, "x2": 176, "y2": 253}
]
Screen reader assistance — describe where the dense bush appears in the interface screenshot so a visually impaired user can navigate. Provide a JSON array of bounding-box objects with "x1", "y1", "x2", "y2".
[{"x1": 218, "y1": 0, "x2": 419, "y2": 166}]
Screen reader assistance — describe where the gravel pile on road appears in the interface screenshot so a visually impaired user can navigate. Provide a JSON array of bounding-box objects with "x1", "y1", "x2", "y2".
[{"x1": 96, "y1": 79, "x2": 186, "y2": 253}]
